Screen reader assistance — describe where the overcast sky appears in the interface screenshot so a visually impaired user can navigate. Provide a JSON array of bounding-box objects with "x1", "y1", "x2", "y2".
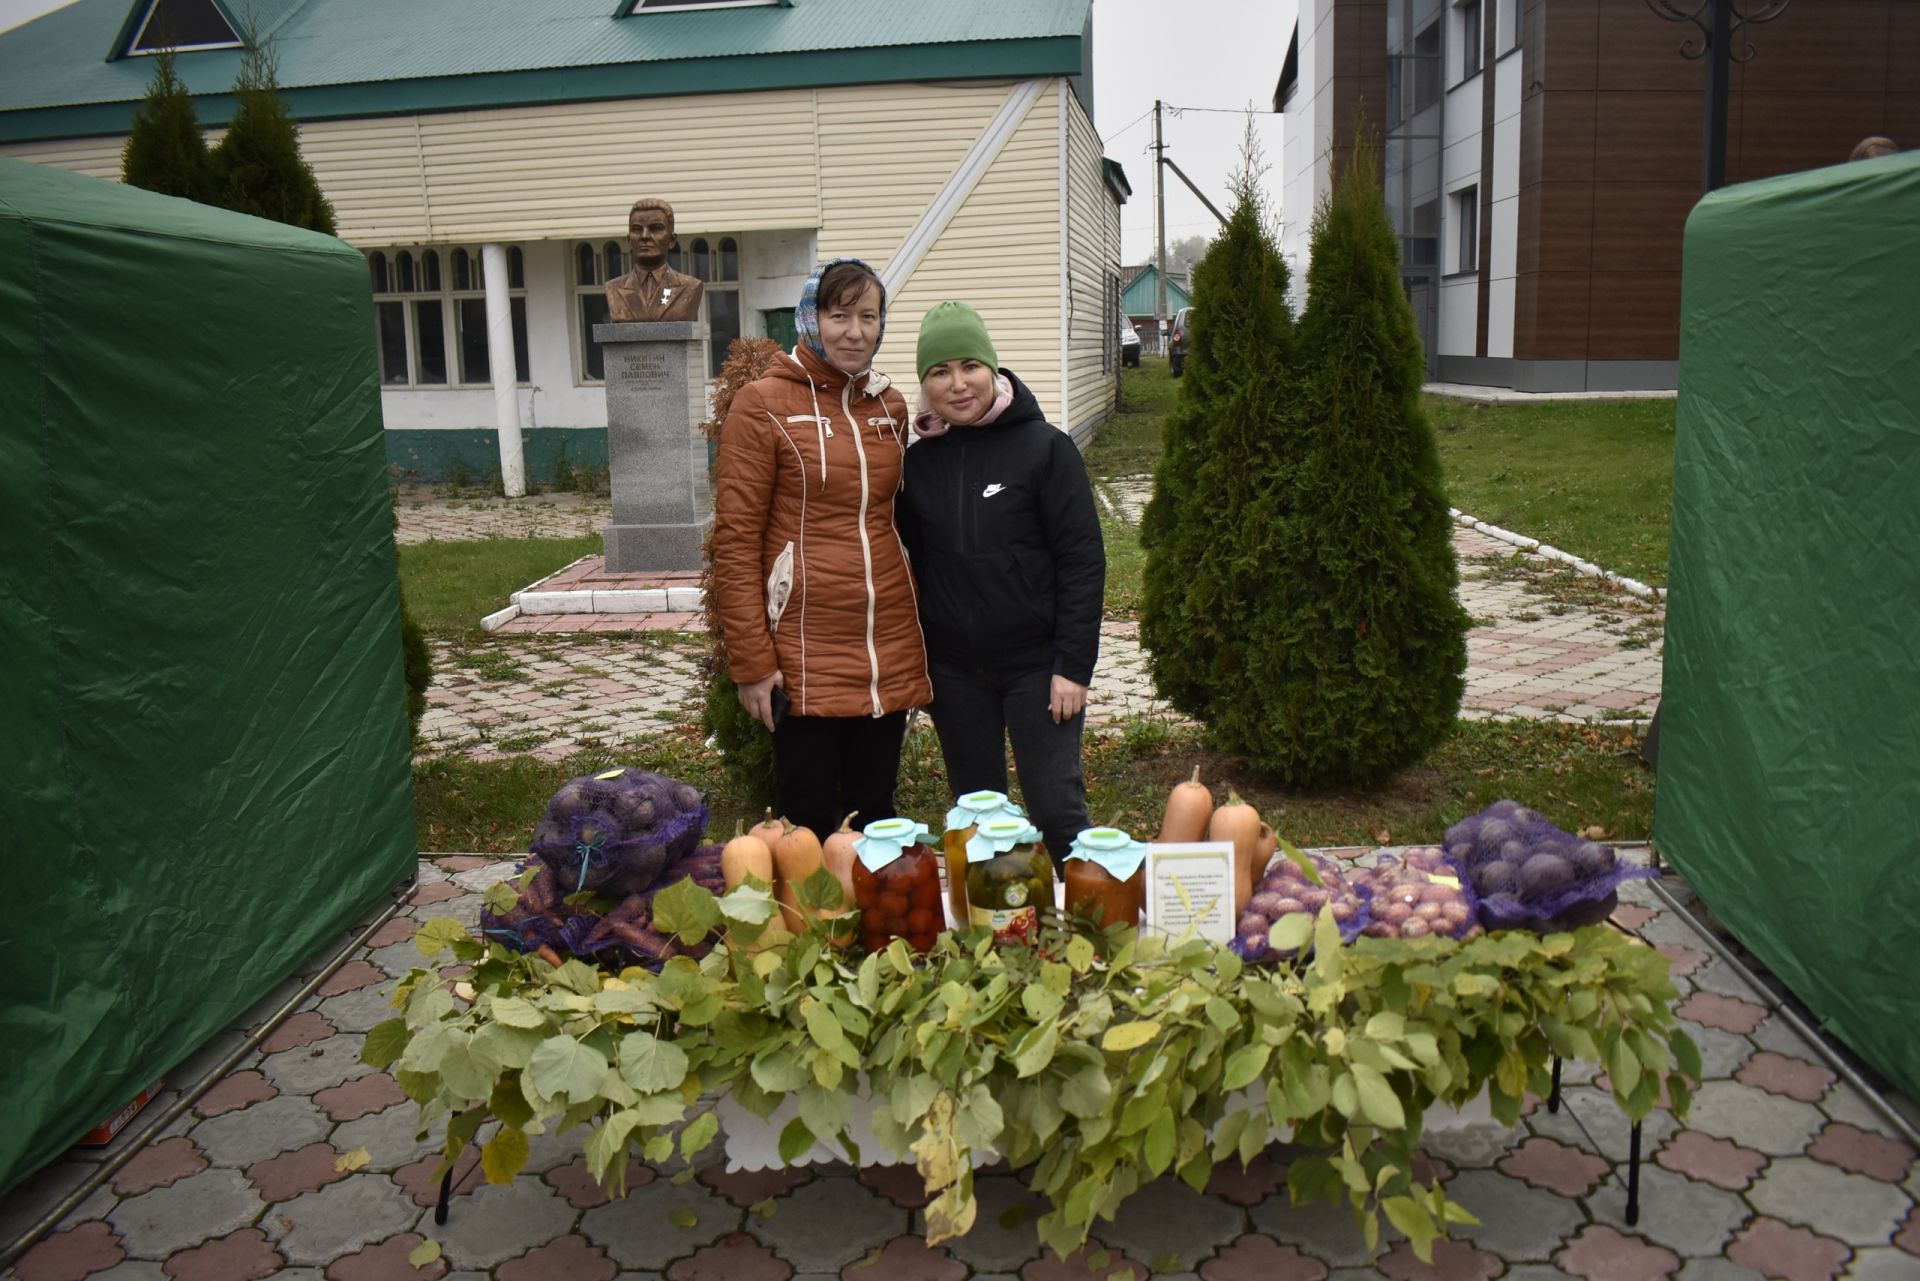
[{"x1": 1, "y1": 0, "x2": 1300, "y2": 265}]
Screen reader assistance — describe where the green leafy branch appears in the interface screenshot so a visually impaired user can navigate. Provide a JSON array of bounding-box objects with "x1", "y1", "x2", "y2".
[{"x1": 369, "y1": 879, "x2": 1694, "y2": 1262}]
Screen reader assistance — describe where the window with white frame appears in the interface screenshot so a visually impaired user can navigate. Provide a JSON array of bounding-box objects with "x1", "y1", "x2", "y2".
[
  {"x1": 1455, "y1": 0, "x2": 1483, "y2": 81},
  {"x1": 126, "y1": 0, "x2": 241, "y2": 54},
  {"x1": 1497, "y1": 0, "x2": 1520, "y2": 56},
  {"x1": 1453, "y1": 187, "x2": 1479, "y2": 274},
  {"x1": 573, "y1": 234, "x2": 743, "y2": 383},
  {"x1": 367, "y1": 246, "x2": 529, "y2": 387}
]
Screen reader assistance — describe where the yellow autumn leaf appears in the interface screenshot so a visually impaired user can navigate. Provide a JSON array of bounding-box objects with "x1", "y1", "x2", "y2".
[
  {"x1": 333, "y1": 1146, "x2": 371, "y2": 1173},
  {"x1": 407, "y1": 1238, "x2": 442, "y2": 1268},
  {"x1": 1101, "y1": 1020, "x2": 1161, "y2": 1052}
]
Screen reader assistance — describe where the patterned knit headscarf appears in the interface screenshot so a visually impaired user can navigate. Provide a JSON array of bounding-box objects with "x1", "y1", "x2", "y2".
[{"x1": 794, "y1": 257, "x2": 887, "y2": 363}]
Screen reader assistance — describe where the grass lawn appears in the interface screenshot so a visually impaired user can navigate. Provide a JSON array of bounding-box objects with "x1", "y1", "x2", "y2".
[
  {"x1": 414, "y1": 715, "x2": 1653, "y2": 854},
  {"x1": 1427, "y1": 394, "x2": 1676, "y2": 586},
  {"x1": 399, "y1": 535, "x2": 601, "y2": 633},
  {"x1": 1084, "y1": 360, "x2": 1179, "y2": 480}
]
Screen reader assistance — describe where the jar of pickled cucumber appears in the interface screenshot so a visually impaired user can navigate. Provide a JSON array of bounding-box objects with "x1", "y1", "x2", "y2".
[
  {"x1": 1064, "y1": 827, "x2": 1148, "y2": 930},
  {"x1": 964, "y1": 817, "x2": 1054, "y2": 947},
  {"x1": 851, "y1": 818, "x2": 941, "y2": 953},
  {"x1": 942, "y1": 791, "x2": 1026, "y2": 923}
]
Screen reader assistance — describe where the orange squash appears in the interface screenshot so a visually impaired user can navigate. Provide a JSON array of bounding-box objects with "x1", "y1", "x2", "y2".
[
  {"x1": 821, "y1": 812, "x2": 861, "y2": 904},
  {"x1": 748, "y1": 807, "x2": 786, "y2": 853},
  {"x1": 1208, "y1": 790, "x2": 1265, "y2": 914},
  {"x1": 771, "y1": 820, "x2": 825, "y2": 931},
  {"x1": 1158, "y1": 766, "x2": 1214, "y2": 843},
  {"x1": 721, "y1": 822, "x2": 774, "y2": 891}
]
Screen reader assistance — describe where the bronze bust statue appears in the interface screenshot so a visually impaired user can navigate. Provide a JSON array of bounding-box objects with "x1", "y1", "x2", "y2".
[{"x1": 605, "y1": 198, "x2": 704, "y2": 323}]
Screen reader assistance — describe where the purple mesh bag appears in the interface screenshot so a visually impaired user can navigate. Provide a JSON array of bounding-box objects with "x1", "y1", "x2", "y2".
[
  {"x1": 530, "y1": 768, "x2": 711, "y2": 897},
  {"x1": 1443, "y1": 800, "x2": 1657, "y2": 934}
]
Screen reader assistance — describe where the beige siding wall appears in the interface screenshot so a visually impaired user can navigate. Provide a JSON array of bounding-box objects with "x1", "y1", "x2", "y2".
[
  {"x1": 1, "y1": 134, "x2": 125, "y2": 180},
  {"x1": 888, "y1": 80, "x2": 1063, "y2": 423},
  {"x1": 1062, "y1": 86, "x2": 1118, "y2": 436},
  {"x1": 3, "y1": 76, "x2": 1125, "y2": 431},
  {"x1": 814, "y1": 80, "x2": 1014, "y2": 273}
]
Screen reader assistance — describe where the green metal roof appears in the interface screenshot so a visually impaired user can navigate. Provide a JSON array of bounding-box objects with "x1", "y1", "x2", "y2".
[
  {"x1": 1121, "y1": 263, "x2": 1190, "y2": 316},
  {"x1": 0, "y1": 0, "x2": 1091, "y2": 142}
]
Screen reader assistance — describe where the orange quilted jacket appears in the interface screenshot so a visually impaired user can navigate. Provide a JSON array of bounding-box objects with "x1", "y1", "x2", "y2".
[{"x1": 710, "y1": 344, "x2": 932, "y2": 718}]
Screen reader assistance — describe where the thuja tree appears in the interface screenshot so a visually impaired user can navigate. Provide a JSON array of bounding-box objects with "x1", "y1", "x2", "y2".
[
  {"x1": 208, "y1": 39, "x2": 336, "y2": 234},
  {"x1": 1138, "y1": 157, "x2": 1297, "y2": 723},
  {"x1": 121, "y1": 43, "x2": 212, "y2": 201},
  {"x1": 1231, "y1": 136, "x2": 1467, "y2": 786},
  {"x1": 699, "y1": 338, "x2": 785, "y2": 809}
]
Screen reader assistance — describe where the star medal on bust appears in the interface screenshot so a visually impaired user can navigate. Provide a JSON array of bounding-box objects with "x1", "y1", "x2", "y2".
[{"x1": 660, "y1": 287, "x2": 674, "y2": 305}]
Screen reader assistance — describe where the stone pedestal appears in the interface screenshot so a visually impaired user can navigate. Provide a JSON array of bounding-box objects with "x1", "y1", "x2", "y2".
[{"x1": 594, "y1": 320, "x2": 710, "y2": 572}]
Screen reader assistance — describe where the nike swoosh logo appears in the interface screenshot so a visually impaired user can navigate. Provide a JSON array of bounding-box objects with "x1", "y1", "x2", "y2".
[{"x1": 981, "y1": 484, "x2": 1005, "y2": 498}]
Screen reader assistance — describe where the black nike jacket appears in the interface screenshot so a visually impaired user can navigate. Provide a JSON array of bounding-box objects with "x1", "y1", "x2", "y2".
[{"x1": 895, "y1": 370, "x2": 1105, "y2": 684}]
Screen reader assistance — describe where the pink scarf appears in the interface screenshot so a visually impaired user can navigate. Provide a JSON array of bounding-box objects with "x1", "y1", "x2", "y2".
[{"x1": 912, "y1": 373, "x2": 1013, "y2": 440}]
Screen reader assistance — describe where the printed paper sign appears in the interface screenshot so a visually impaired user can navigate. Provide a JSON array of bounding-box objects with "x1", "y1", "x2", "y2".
[{"x1": 1144, "y1": 841, "x2": 1237, "y2": 945}]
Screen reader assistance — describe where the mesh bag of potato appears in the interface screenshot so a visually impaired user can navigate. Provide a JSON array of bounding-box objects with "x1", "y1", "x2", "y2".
[{"x1": 1442, "y1": 799, "x2": 1658, "y2": 934}]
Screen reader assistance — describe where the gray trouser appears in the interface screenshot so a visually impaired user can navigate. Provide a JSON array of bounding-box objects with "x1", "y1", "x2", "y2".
[{"x1": 926, "y1": 658, "x2": 1089, "y2": 859}]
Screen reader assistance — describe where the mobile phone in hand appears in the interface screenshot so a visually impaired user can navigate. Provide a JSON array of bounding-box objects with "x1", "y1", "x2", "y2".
[{"x1": 769, "y1": 685, "x2": 791, "y2": 728}]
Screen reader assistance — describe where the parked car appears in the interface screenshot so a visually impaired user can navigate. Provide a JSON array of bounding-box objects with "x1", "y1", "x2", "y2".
[
  {"x1": 1118, "y1": 315, "x2": 1141, "y2": 367},
  {"x1": 1168, "y1": 306, "x2": 1194, "y2": 376}
]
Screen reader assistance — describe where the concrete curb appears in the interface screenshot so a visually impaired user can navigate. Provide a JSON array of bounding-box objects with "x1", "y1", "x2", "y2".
[{"x1": 1450, "y1": 508, "x2": 1667, "y2": 603}]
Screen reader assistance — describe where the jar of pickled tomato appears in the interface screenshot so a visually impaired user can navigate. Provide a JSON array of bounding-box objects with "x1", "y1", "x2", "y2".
[
  {"x1": 941, "y1": 791, "x2": 1026, "y2": 923},
  {"x1": 1063, "y1": 827, "x2": 1148, "y2": 930},
  {"x1": 964, "y1": 817, "x2": 1054, "y2": 947},
  {"x1": 850, "y1": 818, "x2": 941, "y2": 953}
]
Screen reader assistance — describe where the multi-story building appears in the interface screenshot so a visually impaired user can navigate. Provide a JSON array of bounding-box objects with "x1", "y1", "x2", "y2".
[{"x1": 1278, "y1": 0, "x2": 1917, "y2": 392}]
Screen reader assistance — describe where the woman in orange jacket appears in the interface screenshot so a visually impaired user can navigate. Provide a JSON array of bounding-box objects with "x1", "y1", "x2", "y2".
[{"x1": 709, "y1": 258, "x2": 932, "y2": 839}]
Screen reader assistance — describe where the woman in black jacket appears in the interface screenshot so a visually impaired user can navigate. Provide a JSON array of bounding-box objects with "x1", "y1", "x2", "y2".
[{"x1": 895, "y1": 301, "x2": 1105, "y2": 859}]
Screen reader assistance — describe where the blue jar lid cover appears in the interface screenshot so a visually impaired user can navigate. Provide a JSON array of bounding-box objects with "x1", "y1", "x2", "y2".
[
  {"x1": 965, "y1": 815, "x2": 1044, "y2": 864},
  {"x1": 854, "y1": 817, "x2": 932, "y2": 873},
  {"x1": 1067, "y1": 827, "x2": 1149, "y2": 881},
  {"x1": 945, "y1": 790, "x2": 1024, "y2": 833}
]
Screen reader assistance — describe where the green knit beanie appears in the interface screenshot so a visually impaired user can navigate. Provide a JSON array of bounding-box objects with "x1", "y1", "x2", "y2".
[{"x1": 916, "y1": 301, "x2": 999, "y2": 381}]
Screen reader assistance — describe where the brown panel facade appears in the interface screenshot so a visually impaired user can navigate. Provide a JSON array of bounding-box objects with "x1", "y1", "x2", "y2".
[
  {"x1": 1330, "y1": 0, "x2": 1388, "y2": 174},
  {"x1": 1513, "y1": 0, "x2": 1912, "y2": 369}
]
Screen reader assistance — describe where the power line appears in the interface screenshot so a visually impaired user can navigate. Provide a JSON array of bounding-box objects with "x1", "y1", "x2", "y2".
[{"x1": 1101, "y1": 104, "x2": 1156, "y2": 145}]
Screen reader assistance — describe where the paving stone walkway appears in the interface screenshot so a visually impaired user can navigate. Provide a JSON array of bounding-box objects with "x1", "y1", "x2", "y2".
[
  {"x1": 8, "y1": 858, "x2": 1914, "y2": 1281},
  {"x1": 403, "y1": 482, "x2": 1663, "y2": 761}
]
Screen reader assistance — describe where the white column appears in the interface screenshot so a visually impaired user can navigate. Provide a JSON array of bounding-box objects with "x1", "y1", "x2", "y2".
[{"x1": 481, "y1": 242, "x2": 526, "y2": 498}]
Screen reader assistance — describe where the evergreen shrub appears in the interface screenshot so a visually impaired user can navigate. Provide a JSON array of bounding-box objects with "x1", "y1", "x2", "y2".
[
  {"x1": 208, "y1": 41, "x2": 336, "y2": 234},
  {"x1": 1139, "y1": 135, "x2": 1467, "y2": 787},
  {"x1": 121, "y1": 44, "x2": 212, "y2": 202},
  {"x1": 1138, "y1": 158, "x2": 1297, "y2": 728}
]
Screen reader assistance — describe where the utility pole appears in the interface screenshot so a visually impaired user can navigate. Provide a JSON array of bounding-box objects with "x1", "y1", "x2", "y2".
[{"x1": 1153, "y1": 98, "x2": 1168, "y2": 354}]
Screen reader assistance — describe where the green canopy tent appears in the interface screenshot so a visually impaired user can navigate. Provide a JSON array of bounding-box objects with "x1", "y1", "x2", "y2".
[
  {"x1": 0, "y1": 157, "x2": 415, "y2": 1192},
  {"x1": 1655, "y1": 152, "x2": 1920, "y2": 1101}
]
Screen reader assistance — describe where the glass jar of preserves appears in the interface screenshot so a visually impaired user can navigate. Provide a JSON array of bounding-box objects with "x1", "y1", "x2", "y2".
[
  {"x1": 964, "y1": 817, "x2": 1055, "y2": 947},
  {"x1": 1064, "y1": 827, "x2": 1148, "y2": 931},
  {"x1": 851, "y1": 818, "x2": 941, "y2": 953},
  {"x1": 942, "y1": 791, "x2": 1025, "y2": 923}
]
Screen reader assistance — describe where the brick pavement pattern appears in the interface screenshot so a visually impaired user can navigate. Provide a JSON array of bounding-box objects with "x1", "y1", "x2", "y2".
[
  {"x1": 8, "y1": 863, "x2": 1914, "y2": 1281},
  {"x1": 400, "y1": 481, "x2": 1663, "y2": 760}
]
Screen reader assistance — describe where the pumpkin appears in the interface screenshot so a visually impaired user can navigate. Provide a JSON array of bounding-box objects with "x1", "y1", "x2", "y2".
[
  {"x1": 1208, "y1": 789, "x2": 1266, "y2": 913},
  {"x1": 721, "y1": 822, "x2": 775, "y2": 891},
  {"x1": 771, "y1": 819, "x2": 826, "y2": 931},
  {"x1": 748, "y1": 807, "x2": 786, "y2": 853},
  {"x1": 1158, "y1": 765, "x2": 1214, "y2": 843}
]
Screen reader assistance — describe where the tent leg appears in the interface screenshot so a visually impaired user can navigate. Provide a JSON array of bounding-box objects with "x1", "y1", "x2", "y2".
[
  {"x1": 435, "y1": 1167, "x2": 453, "y2": 1226},
  {"x1": 1624, "y1": 1120, "x2": 1643, "y2": 1225},
  {"x1": 1548, "y1": 1056, "x2": 1562, "y2": 1113}
]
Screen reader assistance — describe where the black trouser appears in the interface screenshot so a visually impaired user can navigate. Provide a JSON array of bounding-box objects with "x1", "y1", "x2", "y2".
[
  {"x1": 926, "y1": 658, "x2": 1088, "y2": 859},
  {"x1": 771, "y1": 711, "x2": 907, "y2": 841}
]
